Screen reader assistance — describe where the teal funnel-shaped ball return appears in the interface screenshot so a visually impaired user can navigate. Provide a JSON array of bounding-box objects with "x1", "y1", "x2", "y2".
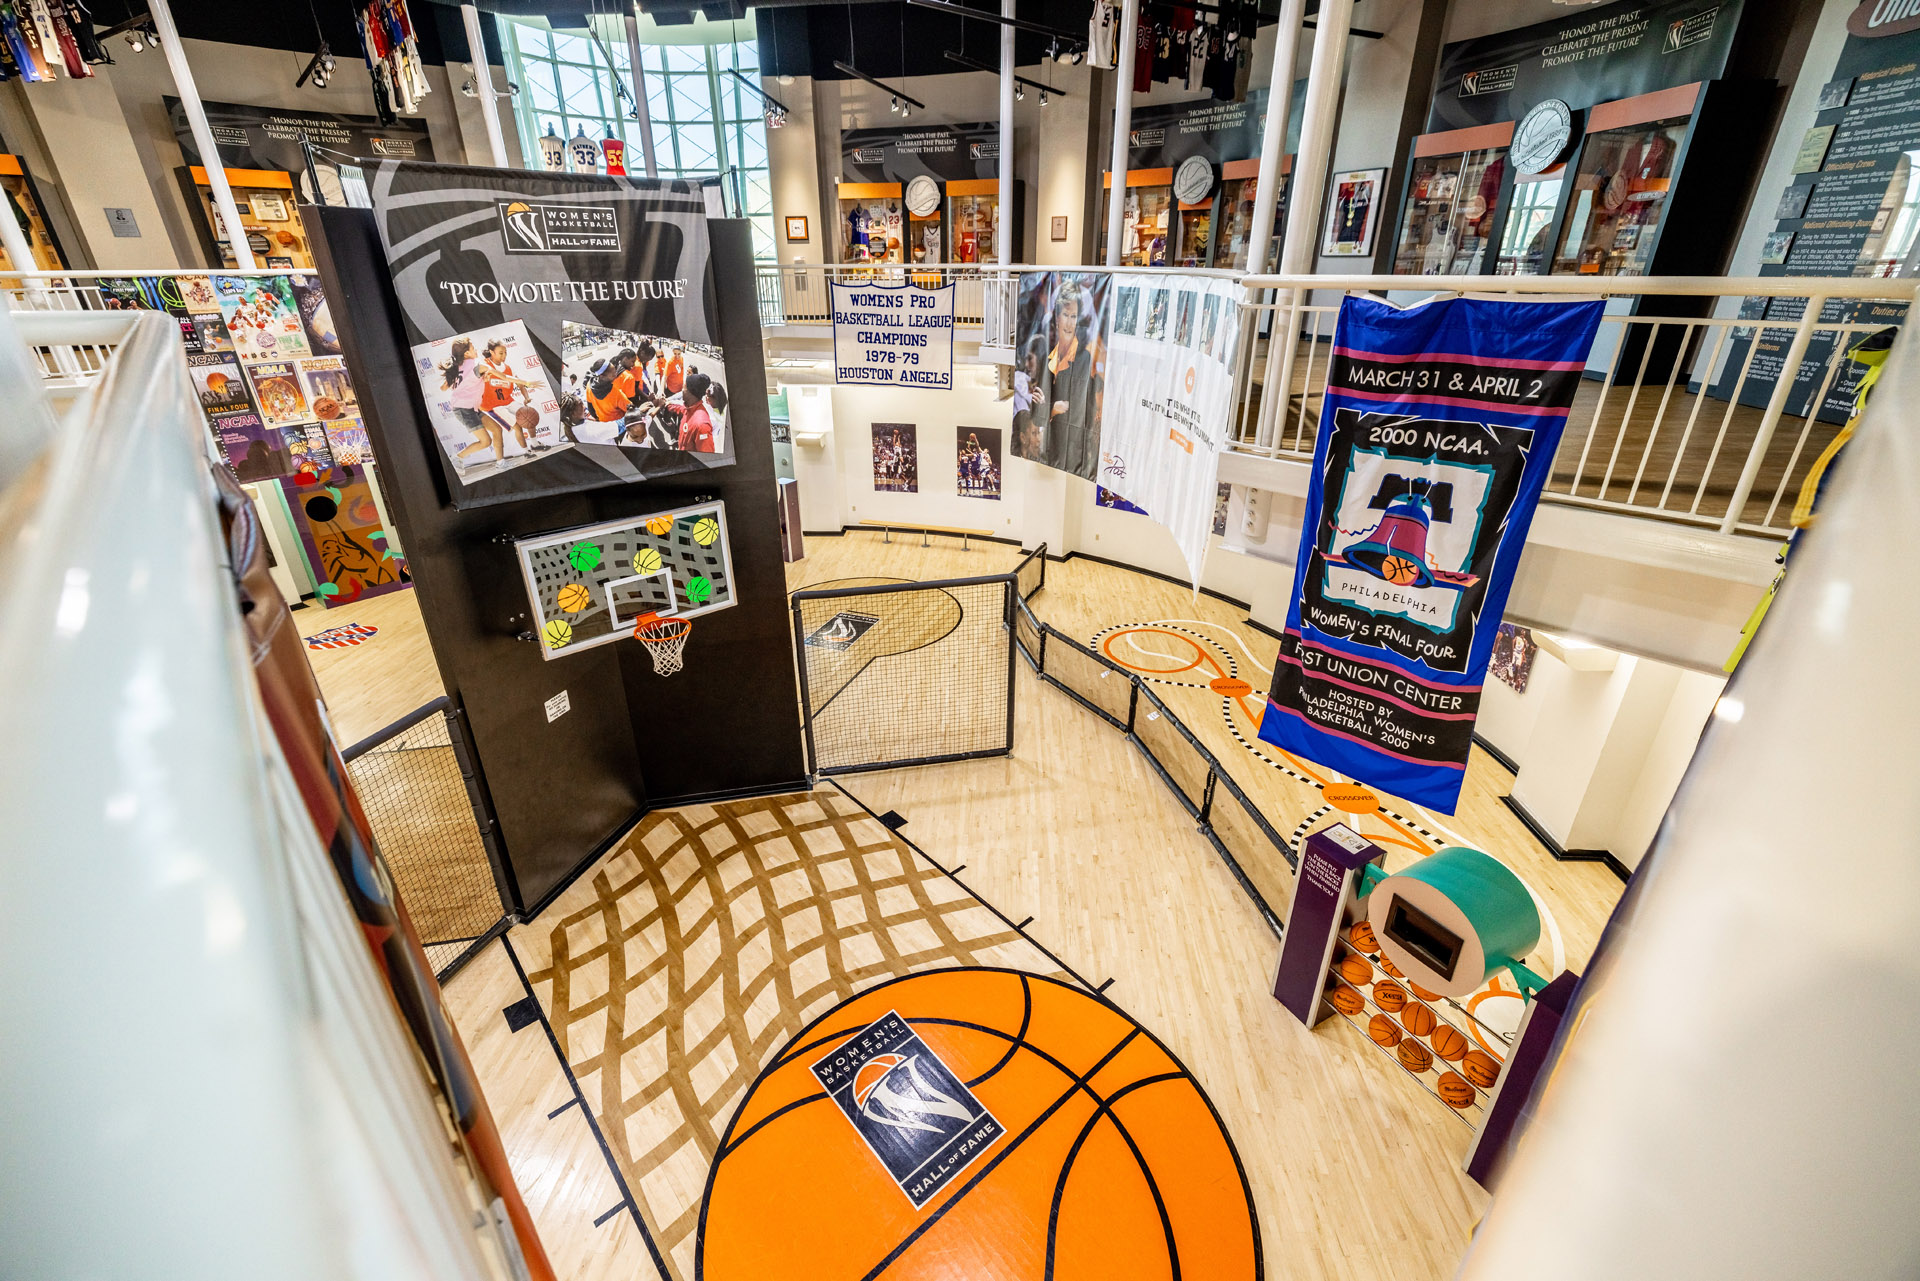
[{"x1": 1360, "y1": 846, "x2": 1546, "y2": 1001}]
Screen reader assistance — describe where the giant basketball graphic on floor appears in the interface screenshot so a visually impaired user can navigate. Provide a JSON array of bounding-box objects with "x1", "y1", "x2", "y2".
[{"x1": 699, "y1": 968, "x2": 1259, "y2": 1280}]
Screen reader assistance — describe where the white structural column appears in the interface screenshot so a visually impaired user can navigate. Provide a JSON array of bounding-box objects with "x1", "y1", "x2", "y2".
[
  {"x1": 1256, "y1": 0, "x2": 1352, "y2": 449},
  {"x1": 626, "y1": 8, "x2": 660, "y2": 177},
  {"x1": 998, "y1": 0, "x2": 1014, "y2": 267},
  {"x1": 1278, "y1": 0, "x2": 1351, "y2": 275},
  {"x1": 1104, "y1": 0, "x2": 1141, "y2": 267},
  {"x1": 461, "y1": 3, "x2": 510, "y2": 168},
  {"x1": 149, "y1": 0, "x2": 254, "y2": 269},
  {"x1": 1243, "y1": 0, "x2": 1307, "y2": 276}
]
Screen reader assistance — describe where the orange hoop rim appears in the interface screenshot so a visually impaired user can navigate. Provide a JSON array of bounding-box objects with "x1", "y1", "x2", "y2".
[{"x1": 635, "y1": 615, "x2": 690, "y2": 642}]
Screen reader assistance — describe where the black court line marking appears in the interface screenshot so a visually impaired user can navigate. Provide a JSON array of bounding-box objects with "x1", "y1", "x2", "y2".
[
  {"x1": 547, "y1": 1097, "x2": 579, "y2": 1120},
  {"x1": 966, "y1": 972, "x2": 1033, "y2": 1089},
  {"x1": 693, "y1": 968, "x2": 1262, "y2": 1281},
  {"x1": 500, "y1": 934, "x2": 669, "y2": 1280},
  {"x1": 1044, "y1": 1072, "x2": 1188, "y2": 1281},
  {"x1": 593, "y1": 1203, "x2": 627, "y2": 1228},
  {"x1": 829, "y1": 777, "x2": 1095, "y2": 991},
  {"x1": 1096, "y1": 978, "x2": 1115, "y2": 994}
]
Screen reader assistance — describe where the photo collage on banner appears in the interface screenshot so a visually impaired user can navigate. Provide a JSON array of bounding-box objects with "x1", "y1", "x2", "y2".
[
  {"x1": 1099, "y1": 272, "x2": 1243, "y2": 587},
  {"x1": 91, "y1": 269, "x2": 404, "y2": 606},
  {"x1": 1259, "y1": 294, "x2": 1604, "y2": 813},
  {"x1": 872, "y1": 423, "x2": 918, "y2": 493},
  {"x1": 957, "y1": 427, "x2": 1001, "y2": 499},
  {"x1": 367, "y1": 160, "x2": 732, "y2": 508}
]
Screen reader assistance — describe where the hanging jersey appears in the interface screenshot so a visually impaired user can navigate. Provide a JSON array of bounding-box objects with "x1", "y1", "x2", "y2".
[
  {"x1": 1133, "y1": 17, "x2": 1153, "y2": 92},
  {"x1": 848, "y1": 205, "x2": 872, "y2": 249},
  {"x1": 1089, "y1": 0, "x2": 1117, "y2": 69},
  {"x1": 1206, "y1": 29, "x2": 1239, "y2": 100},
  {"x1": 1186, "y1": 23, "x2": 1210, "y2": 92}
]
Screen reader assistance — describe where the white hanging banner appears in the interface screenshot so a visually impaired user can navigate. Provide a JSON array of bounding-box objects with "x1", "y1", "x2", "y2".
[
  {"x1": 1098, "y1": 273, "x2": 1243, "y2": 588},
  {"x1": 831, "y1": 280, "x2": 955, "y2": 389}
]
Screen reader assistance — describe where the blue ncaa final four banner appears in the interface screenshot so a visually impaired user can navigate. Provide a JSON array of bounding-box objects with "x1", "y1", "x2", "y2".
[{"x1": 1258, "y1": 294, "x2": 1604, "y2": 813}]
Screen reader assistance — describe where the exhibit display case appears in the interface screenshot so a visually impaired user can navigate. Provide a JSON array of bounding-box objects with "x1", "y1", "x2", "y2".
[
  {"x1": 947, "y1": 179, "x2": 1001, "y2": 264},
  {"x1": 0, "y1": 155, "x2": 66, "y2": 271},
  {"x1": 1391, "y1": 123, "x2": 1514, "y2": 276},
  {"x1": 1215, "y1": 160, "x2": 1288, "y2": 272},
  {"x1": 1549, "y1": 115, "x2": 1689, "y2": 277},
  {"x1": 1100, "y1": 173, "x2": 1174, "y2": 267},
  {"x1": 179, "y1": 167, "x2": 316, "y2": 271},
  {"x1": 1495, "y1": 169, "x2": 1564, "y2": 276},
  {"x1": 837, "y1": 182, "x2": 904, "y2": 264}
]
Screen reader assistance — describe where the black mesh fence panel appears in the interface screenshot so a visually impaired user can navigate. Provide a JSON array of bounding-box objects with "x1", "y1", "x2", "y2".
[
  {"x1": 1038, "y1": 627, "x2": 1134, "y2": 729},
  {"x1": 1013, "y1": 595, "x2": 1043, "y2": 670},
  {"x1": 795, "y1": 576, "x2": 1015, "y2": 773},
  {"x1": 1206, "y1": 773, "x2": 1296, "y2": 928},
  {"x1": 1132, "y1": 685, "x2": 1215, "y2": 816},
  {"x1": 1014, "y1": 544, "x2": 1047, "y2": 600},
  {"x1": 343, "y1": 704, "x2": 506, "y2": 949}
]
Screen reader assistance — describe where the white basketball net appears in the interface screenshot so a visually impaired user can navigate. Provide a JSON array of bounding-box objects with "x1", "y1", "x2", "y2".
[{"x1": 636, "y1": 616, "x2": 690, "y2": 676}]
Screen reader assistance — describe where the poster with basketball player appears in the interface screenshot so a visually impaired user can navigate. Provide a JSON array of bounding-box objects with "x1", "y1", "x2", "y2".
[
  {"x1": 1490, "y1": 622, "x2": 1537, "y2": 693},
  {"x1": 247, "y1": 359, "x2": 312, "y2": 429},
  {"x1": 957, "y1": 426, "x2": 1001, "y2": 499},
  {"x1": 412, "y1": 320, "x2": 568, "y2": 478},
  {"x1": 212, "y1": 274, "x2": 310, "y2": 361},
  {"x1": 1259, "y1": 293, "x2": 1604, "y2": 812},
  {"x1": 367, "y1": 159, "x2": 731, "y2": 508},
  {"x1": 872, "y1": 423, "x2": 918, "y2": 493},
  {"x1": 1011, "y1": 270, "x2": 1109, "y2": 480}
]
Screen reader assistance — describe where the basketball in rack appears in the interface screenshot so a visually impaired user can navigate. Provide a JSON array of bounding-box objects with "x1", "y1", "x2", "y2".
[{"x1": 632, "y1": 611, "x2": 690, "y2": 676}]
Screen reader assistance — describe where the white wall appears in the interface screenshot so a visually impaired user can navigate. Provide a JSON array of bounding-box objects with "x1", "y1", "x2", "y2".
[
  {"x1": 1478, "y1": 666, "x2": 1546, "y2": 763},
  {"x1": 1612, "y1": 668, "x2": 1724, "y2": 869}
]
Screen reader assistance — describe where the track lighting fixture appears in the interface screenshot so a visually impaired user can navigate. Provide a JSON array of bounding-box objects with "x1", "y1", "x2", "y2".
[
  {"x1": 124, "y1": 29, "x2": 143, "y2": 52},
  {"x1": 1039, "y1": 89, "x2": 1049, "y2": 106},
  {"x1": 1015, "y1": 83, "x2": 1024, "y2": 101},
  {"x1": 891, "y1": 94, "x2": 899, "y2": 112},
  {"x1": 296, "y1": 41, "x2": 334, "y2": 90}
]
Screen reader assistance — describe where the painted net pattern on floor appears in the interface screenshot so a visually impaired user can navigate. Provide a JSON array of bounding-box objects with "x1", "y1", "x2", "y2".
[{"x1": 517, "y1": 790, "x2": 1060, "y2": 1281}]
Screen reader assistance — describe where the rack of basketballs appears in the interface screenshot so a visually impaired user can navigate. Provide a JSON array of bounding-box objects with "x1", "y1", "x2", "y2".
[{"x1": 1323, "y1": 920, "x2": 1508, "y2": 1122}]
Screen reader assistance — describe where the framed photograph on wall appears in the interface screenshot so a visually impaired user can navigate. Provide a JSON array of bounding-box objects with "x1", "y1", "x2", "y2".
[
  {"x1": 1322, "y1": 168, "x2": 1384, "y2": 257},
  {"x1": 785, "y1": 214, "x2": 809, "y2": 242},
  {"x1": 1051, "y1": 215, "x2": 1068, "y2": 242}
]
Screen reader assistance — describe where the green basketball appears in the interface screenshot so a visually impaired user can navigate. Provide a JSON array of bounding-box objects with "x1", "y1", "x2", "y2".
[
  {"x1": 543, "y1": 618, "x2": 573, "y2": 648},
  {"x1": 686, "y1": 575, "x2": 713, "y2": 605},
  {"x1": 567, "y1": 542, "x2": 603, "y2": 573}
]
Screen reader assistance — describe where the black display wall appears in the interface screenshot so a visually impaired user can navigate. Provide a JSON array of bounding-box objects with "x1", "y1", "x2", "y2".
[{"x1": 310, "y1": 207, "x2": 808, "y2": 913}]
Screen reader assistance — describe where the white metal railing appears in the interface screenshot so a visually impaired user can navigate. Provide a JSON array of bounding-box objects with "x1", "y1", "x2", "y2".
[
  {"x1": 16, "y1": 265, "x2": 1913, "y2": 541},
  {"x1": 0, "y1": 305, "x2": 526, "y2": 1281}
]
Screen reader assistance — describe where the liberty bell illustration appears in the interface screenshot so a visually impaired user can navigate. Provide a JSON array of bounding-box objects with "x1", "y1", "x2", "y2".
[{"x1": 1325, "y1": 475, "x2": 1479, "y2": 591}]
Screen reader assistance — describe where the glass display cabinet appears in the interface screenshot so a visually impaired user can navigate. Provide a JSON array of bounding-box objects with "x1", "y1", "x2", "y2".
[
  {"x1": 1100, "y1": 177, "x2": 1175, "y2": 266},
  {"x1": 836, "y1": 183, "x2": 905, "y2": 265},
  {"x1": 1392, "y1": 132, "x2": 1512, "y2": 276},
  {"x1": 1495, "y1": 169, "x2": 1564, "y2": 275},
  {"x1": 1550, "y1": 115, "x2": 1689, "y2": 277}
]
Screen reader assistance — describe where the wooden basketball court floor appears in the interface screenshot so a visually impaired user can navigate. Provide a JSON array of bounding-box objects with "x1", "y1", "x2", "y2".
[{"x1": 293, "y1": 535, "x2": 1630, "y2": 1281}]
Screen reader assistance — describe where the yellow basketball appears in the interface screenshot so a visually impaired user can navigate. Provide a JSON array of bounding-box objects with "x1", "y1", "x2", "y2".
[
  {"x1": 543, "y1": 618, "x2": 573, "y2": 648},
  {"x1": 692, "y1": 515, "x2": 720, "y2": 546},
  {"x1": 557, "y1": 583, "x2": 592, "y2": 613},
  {"x1": 645, "y1": 515, "x2": 674, "y2": 536},
  {"x1": 633, "y1": 547, "x2": 663, "y2": 574}
]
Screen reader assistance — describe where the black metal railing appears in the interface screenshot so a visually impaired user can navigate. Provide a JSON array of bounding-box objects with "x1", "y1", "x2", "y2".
[{"x1": 341, "y1": 697, "x2": 513, "y2": 980}]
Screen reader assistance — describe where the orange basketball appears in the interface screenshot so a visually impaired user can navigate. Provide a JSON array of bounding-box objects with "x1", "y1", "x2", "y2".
[
  {"x1": 1410, "y1": 982, "x2": 1441, "y2": 1001},
  {"x1": 1367, "y1": 1014, "x2": 1402, "y2": 1048},
  {"x1": 700, "y1": 969, "x2": 1259, "y2": 1280},
  {"x1": 1381, "y1": 554, "x2": 1422, "y2": 585},
  {"x1": 1326, "y1": 983, "x2": 1364, "y2": 1017},
  {"x1": 1400, "y1": 1003, "x2": 1437, "y2": 1038},
  {"x1": 1379, "y1": 956, "x2": 1404, "y2": 979},
  {"x1": 1336, "y1": 955, "x2": 1374, "y2": 986},
  {"x1": 1397, "y1": 1038, "x2": 1433, "y2": 1074},
  {"x1": 1436, "y1": 1072, "x2": 1476, "y2": 1109},
  {"x1": 1373, "y1": 981, "x2": 1407, "y2": 1013},
  {"x1": 1429, "y1": 1025, "x2": 1468, "y2": 1062},
  {"x1": 1462, "y1": 1049, "x2": 1502, "y2": 1089},
  {"x1": 1348, "y1": 921, "x2": 1378, "y2": 954}
]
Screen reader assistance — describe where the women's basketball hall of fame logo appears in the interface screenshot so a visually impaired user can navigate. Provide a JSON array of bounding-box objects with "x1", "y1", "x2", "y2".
[{"x1": 811, "y1": 1011, "x2": 1004, "y2": 1207}]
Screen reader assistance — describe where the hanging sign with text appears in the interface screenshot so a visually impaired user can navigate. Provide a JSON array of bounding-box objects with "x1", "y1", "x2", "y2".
[
  {"x1": 1259, "y1": 294, "x2": 1603, "y2": 813},
  {"x1": 831, "y1": 281, "x2": 955, "y2": 388}
]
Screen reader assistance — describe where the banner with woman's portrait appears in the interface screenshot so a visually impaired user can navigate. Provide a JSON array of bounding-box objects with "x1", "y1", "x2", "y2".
[{"x1": 1011, "y1": 271, "x2": 1109, "y2": 480}]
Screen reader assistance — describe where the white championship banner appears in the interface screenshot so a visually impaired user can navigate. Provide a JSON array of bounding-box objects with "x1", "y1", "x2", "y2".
[
  {"x1": 831, "y1": 280, "x2": 955, "y2": 388},
  {"x1": 1098, "y1": 273, "x2": 1243, "y2": 588}
]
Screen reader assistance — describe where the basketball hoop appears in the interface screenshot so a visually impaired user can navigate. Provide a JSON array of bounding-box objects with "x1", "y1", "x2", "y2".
[{"x1": 633, "y1": 612, "x2": 691, "y2": 676}]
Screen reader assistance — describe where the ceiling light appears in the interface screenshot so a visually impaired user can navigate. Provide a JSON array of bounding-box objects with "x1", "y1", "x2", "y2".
[
  {"x1": 890, "y1": 94, "x2": 899, "y2": 112},
  {"x1": 125, "y1": 30, "x2": 143, "y2": 51},
  {"x1": 1015, "y1": 83, "x2": 1024, "y2": 100},
  {"x1": 1039, "y1": 89, "x2": 1049, "y2": 106},
  {"x1": 778, "y1": 73, "x2": 794, "y2": 85}
]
